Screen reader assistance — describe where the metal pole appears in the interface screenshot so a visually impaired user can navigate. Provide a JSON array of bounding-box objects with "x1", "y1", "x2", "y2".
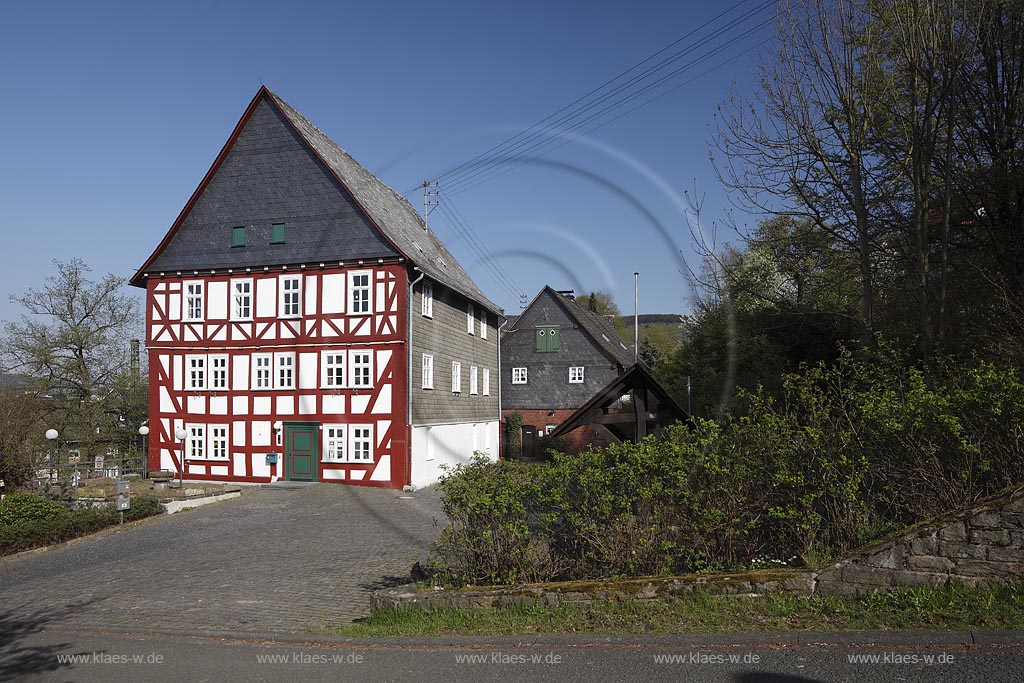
[
  {"x1": 142, "y1": 432, "x2": 148, "y2": 480},
  {"x1": 179, "y1": 438, "x2": 185, "y2": 487},
  {"x1": 48, "y1": 442, "x2": 54, "y2": 480},
  {"x1": 634, "y1": 272, "x2": 639, "y2": 365}
]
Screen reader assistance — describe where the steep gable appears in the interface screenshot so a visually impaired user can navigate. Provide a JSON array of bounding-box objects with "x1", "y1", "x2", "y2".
[{"x1": 133, "y1": 87, "x2": 500, "y2": 316}]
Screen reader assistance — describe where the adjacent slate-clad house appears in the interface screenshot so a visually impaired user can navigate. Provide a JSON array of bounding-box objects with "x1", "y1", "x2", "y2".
[
  {"x1": 131, "y1": 87, "x2": 501, "y2": 489},
  {"x1": 501, "y1": 286, "x2": 634, "y2": 452}
]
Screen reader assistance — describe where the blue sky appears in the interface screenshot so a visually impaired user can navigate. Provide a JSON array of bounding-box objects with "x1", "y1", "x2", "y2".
[{"x1": 0, "y1": 0, "x2": 771, "y2": 324}]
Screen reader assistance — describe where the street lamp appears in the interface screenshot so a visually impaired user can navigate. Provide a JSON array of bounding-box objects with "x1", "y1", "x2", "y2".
[
  {"x1": 138, "y1": 425, "x2": 150, "y2": 480},
  {"x1": 45, "y1": 429, "x2": 58, "y2": 480},
  {"x1": 174, "y1": 427, "x2": 187, "y2": 488}
]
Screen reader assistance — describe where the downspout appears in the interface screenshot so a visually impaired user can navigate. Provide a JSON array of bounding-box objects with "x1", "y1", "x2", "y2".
[
  {"x1": 407, "y1": 267, "x2": 425, "y2": 486},
  {"x1": 497, "y1": 317, "x2": 508, "y2": 457}
]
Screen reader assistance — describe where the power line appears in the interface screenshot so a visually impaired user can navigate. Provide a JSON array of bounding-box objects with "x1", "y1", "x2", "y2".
[
  {"x1": 442, "y1": 11, "x2": 776, "y2": 195},
  {"x1": 447, "y1": 36, "x2": 773, "y2": 198}
]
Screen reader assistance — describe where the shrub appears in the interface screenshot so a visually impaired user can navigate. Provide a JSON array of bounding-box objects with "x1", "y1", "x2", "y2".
[
  {"x1": 431, "y1": 342, "x2": 1024, "y2": 586},
  {"x1": 0, "y1": 493, "x2": 70, "y2": 526}
]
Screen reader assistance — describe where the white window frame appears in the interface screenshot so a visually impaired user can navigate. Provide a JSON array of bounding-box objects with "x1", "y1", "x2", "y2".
[
  {"x1": 452, "y1": 361, "x2": 462, "y2": 394},
  {"x1": 209, "y1": 425, "x2": 229, "y2": 460},
  {"x1": 349, "y1": 350, "x2": 373, "y2": 388},
  {"x1": 546, "y1": 424, "x2": 558, "y2": 436},
  {"x1": 186, "y1": 354, "x2": 206, "y2": 391},
  {"x1": 470, "y1": 365, "x2": 478, "y2": 395},
  {"x1": 421, "y1": 280, "x2": 433, "y2": 318},
  {"x1": 480, "y1": 312, "x2": 488, "y2": 340},
  {"x1": 349, "y1": 424, "x2": 374, "y2": 463},
  {"x1": 322, "y1": 424, "x2": 346, "y2": 461},
  {"x1": 422, "y1": 353, "x2": 434, "y2": 390},
  {"x1": 279, "y1": 274, "x2": 302, "y2": 319},
  {"x1": 183, "y1": 280, "x2": 204, "y2": 322},
  {"x1": 275, "y1": 352, "x2": 295, "y2": 390},
  {"x1": 321, "y1": 350, "x2": 346, "y2": 388},
  {"x1": 231, "y1": 278, "x2": 253, "y2": 321},
  {"x1": 186, "y1": 424, "x2": 205, "y2": 460},
  {"x1": 252, "y1": 353, "x2": 272, "y2": 390},
  {"x1": 512, "y1": 367, "x2": 528, "y2": 384},
  {"x1": 569, "y1": 366, "x2": 585, "y2": 384},
  {"x1": 467, "y1": 304, "x2": 475, "y2": 335},
  {"x1": 348, "y1": 270, "x2": 372, "y2": 315},
  {"x1": 482, "y1": 368, "x2": 490, "y2": 396},
  {"x1": 209, "y1": 354, "x2": 229, "y2": 391}
]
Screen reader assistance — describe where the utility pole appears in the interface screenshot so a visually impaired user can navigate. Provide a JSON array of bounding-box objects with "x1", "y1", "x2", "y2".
[
  {"x1": 422, "y1": 181, "x2": 438, "y2": 230},
  {"x1": 634, "y1": 272, "x2": 639, "y2": 365}
]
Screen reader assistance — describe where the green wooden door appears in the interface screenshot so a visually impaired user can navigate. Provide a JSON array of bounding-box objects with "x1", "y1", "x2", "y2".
[{"x1": 285, "y1": 422, "x2": 319, "y2": 481}]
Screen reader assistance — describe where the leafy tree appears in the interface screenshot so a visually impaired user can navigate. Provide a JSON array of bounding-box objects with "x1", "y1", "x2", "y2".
[{"x1": 1, "y1": 259, "x2": 144, "y2": 463}]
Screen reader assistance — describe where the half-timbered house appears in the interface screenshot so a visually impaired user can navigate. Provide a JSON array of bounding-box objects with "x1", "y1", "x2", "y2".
[{"x1": 131, "y1": 87, "x2": 501, "y2": 489}]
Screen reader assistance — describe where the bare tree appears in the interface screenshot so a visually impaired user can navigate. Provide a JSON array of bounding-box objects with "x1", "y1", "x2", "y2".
[{"x1": 711, "y1": 0, "x2": 883, "y2": 340}]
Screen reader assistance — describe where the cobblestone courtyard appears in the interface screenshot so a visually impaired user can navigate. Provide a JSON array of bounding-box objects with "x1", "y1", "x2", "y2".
[{"x1": 0, "y1": 485, "x2": 444, "y2": 634}]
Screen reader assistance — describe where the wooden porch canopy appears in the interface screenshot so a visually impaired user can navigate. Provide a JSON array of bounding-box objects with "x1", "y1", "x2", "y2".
[{"x1": 547, "y1": 363, "x2": 689, "y2": 445}]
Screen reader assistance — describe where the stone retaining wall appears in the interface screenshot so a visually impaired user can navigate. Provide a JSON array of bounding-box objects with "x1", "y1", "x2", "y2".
[{"x1": 375, "y1": 485, "x2": 1024, "y2": 611}]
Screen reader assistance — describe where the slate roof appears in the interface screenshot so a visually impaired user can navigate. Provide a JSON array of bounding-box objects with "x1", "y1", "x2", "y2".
[
  {"x1": 508, "y1": 286, "x2": 635, "y2": 367},
  {"x1": 132, "y1": 87, "x2": 499, "y2": 315}
]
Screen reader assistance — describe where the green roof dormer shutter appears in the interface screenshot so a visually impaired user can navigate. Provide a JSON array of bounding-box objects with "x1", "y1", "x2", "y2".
[
  {"x1": 231, "y1": 226, "x2": 246, "y2": 247},
  {"x1": 271, "y1": 223, "x2": 285, "y2": 244}
]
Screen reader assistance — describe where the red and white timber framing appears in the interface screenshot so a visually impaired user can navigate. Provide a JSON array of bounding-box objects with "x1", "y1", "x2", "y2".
[{"x1": 144, "y1": 260, "x2": 410, "y2": 488}]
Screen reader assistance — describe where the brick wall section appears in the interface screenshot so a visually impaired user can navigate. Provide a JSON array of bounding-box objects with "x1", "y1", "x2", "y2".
[
  {"x1": 503, "y1": 409, "x2": 600, "y2": 455},
  {"x1": 410, "y1": 278, "x2": 499, "y2": 425},
  {"x1": 816, "y1": 485, "x2": 1024, "y2": 595}
]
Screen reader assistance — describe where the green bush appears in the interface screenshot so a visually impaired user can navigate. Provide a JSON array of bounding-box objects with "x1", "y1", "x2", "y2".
[
  {"x1": 0, "y1": 494, "x2": 165, "y2": 556},
  {"x1": 0, "y1": 493, "x2": 70, "y2": 526},
  {"x1": 432, "y1": 342, "x2": 1024, "y2": 586}
]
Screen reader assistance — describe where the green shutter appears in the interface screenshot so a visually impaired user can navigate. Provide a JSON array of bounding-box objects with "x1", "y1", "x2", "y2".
[
  {"x1": 535, "y1": 326, "x2": 560, "y2": 352},
  {"x1": 271, "y1": 223, "x2": 285, "y2": 244},
  {"x1": 231, "y1": 226, "x2": 246, "y2": 247}
]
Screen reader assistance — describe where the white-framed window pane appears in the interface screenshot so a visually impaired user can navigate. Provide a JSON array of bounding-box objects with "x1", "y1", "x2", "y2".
[
  {"x1": 481, "y1": 313, "x2": 488, "y2": 340},
  {"x1": 275, "y1": 353, "x2": 295, "y2": 389},
  {"x1": 422, "y1": 353, "x2": 433, "y2": 389},
  {"x1": 350, "y1": 425, "x2": 373, "y2": 462},
  {"x1": 512, "y1": 367, "x2": 528, "y2": 384},
  {"x1": 322, "y1": 351, "x2": 345, "y2": 388},
  {"x1": 187, "y1": 424, "x2": 205, "y2": 459},
  {"x1": 280, "y1": 275, "x2": 301, "y2": 318},
  {"x1": 186, "y1": 355, "x2": 206, "y2": 390},
  {"x1": 253, "y1": 354, "x2": 272, "y2": 389},
  {"x1": 482, "y1": 368, "x2": 490, "y2": 396},
  {"x1": 470, "y1": 365, "x2": 478, "y2": 395},
  {"x1": 232, "y1": 279, "x2": 252, "y2": 320},
  {"x1": 350, "y1": 351, "x2": 372, "y2": 388},
  {"x1": 467, "y1": 304, "x2": 474, "y2": 334},
  {"x1": 569, "y1": 366, "x2": 585, "y2": 384},
  {"x1": 324, "y1": 425, "x2": 346, "y2": 461},
  {"x1": 210, "y1": 355, "x2": 228, "y2": 390},
  {"x1": 421, "y1": 281, "x2": 433, "y2": 318},
  {"x1": 210, "y1": 425, "x2": 228, "y2": 459},
  {"x1": 184, "y1": 281, "x2": 204, "y2": 322},
  {"x1": 452, "y1": 361, "x2": 461, "y2": 393},
  {"x1": 349, "y1": 271, "x2": 371, "y2": 314}
]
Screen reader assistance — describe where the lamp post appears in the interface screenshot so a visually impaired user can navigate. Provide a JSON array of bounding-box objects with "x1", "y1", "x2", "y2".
[
  {"x1": 138, "y1": 425, "x2": 150, "y2": 480},
  {"x1": 45, "y1": 429, "x2": 58, "y2": 480},
  {"x1": 174, "y1": 427, "x2": 187, "y2": 488}
]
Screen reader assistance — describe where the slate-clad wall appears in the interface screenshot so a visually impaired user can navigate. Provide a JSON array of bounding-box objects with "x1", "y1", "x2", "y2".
[
  {"x1": 502, "y1": 290, "x2": 623, "y2": 411},
  {"x1": 410, "y1": 278, "x2": 499, "y2": 425},
  {"x1": 148, "y1": 100, "x2": 397, "y2": 272}
]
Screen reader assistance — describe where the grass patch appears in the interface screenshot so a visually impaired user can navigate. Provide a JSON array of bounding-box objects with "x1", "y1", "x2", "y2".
[{"x1": 324, "y1": 582, "x2": 1024, "y2": 637}]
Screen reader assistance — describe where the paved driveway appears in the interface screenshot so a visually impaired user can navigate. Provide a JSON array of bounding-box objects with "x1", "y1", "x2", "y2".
[{"x1": 0, "y1": 485, "x2": 444, "y2": 634}]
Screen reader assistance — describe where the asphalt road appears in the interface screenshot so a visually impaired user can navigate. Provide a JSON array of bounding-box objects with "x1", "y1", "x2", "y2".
[{"x1": 5, "y1": 628, "x2": 1024, "y2": 683}]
